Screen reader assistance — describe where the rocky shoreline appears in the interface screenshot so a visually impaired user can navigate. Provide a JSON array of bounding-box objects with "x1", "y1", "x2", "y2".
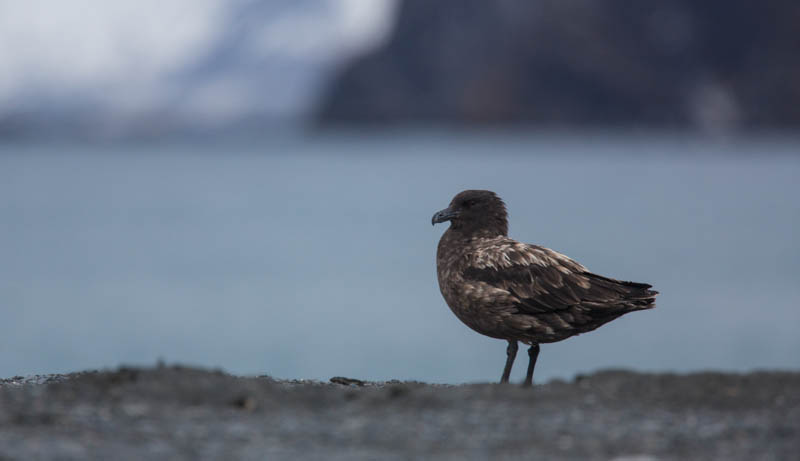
[{"x1": 1, "y1": 366, "x2": 798, "y2": 460}]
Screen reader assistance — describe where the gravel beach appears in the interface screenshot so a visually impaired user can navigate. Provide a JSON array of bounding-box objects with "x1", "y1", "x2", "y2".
[{"x1": 1, "y1": 365, "x2": 798, "y2": 460}]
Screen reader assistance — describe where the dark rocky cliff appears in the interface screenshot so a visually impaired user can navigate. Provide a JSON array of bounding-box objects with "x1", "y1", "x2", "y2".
[{"x1": 317, "y1": 0, "x2": 800, "y2": 130}]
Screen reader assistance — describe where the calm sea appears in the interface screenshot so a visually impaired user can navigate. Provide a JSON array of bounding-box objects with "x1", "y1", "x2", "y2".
[{"x1": 2, "y1": 131, "x2": 799, "y2": 383}]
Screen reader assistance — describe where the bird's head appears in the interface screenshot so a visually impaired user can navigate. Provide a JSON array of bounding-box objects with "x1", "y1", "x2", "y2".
[{"x1": 432, "y1": 190, "x2": 508, "y2": 236}]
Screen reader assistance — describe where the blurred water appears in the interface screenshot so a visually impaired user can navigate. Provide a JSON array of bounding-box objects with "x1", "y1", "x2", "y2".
[{"x1": 1, "y1": 131, "x2": 799, "y2": 383}]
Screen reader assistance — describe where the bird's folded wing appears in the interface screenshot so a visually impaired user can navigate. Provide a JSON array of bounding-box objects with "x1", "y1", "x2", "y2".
[{"x1": 464, "y1": 241, "x2": 655, "y2": 314}]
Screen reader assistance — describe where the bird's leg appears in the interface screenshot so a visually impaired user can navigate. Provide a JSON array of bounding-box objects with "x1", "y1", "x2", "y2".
[
  {"x1": 500, "y1": 340, "x2": 518, "y2": 383},
  {"x1": 522, "y1": 344, "x2": 540, "y2": 387}
]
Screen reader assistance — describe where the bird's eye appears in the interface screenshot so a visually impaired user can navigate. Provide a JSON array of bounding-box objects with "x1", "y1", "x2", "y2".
[{"x1": 463, "y1": 199, "x2": 478, "y2": 208}]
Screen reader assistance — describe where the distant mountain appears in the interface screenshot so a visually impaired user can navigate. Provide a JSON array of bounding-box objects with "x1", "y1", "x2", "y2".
[
  {"x1": 317, "y1": 0, "x2": 800, "y2": 131},
  {"x1": 0, "y1": 0, "x2": 396, "y2": 139}
]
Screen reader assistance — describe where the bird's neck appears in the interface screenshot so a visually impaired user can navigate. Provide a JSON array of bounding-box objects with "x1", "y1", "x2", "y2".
[
  {"x1": 443, "y1": 226, "x2": 506, "y2": 243},
  {"x1": 448, "y1": 216, "x2": 508, "y2": 238}
]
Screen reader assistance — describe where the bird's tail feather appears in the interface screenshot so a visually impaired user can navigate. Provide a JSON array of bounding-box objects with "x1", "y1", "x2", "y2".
[{"x1": 584, "y1": 272, "x2": 658, "y2": 310}]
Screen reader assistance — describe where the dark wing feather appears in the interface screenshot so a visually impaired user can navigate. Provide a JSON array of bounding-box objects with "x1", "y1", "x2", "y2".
[{"x1": 464, "y1": 243, "x2": 658, "y2": 316}]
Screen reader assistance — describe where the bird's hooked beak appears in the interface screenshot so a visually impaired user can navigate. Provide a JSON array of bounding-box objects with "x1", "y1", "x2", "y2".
[{"x1": 432, "y1": 206, "x2": 459, "y2": 226}]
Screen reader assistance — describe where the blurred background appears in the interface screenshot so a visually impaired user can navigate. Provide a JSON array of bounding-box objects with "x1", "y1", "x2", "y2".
[{"x1": 1, "y1": 0, "x2": 798, "y2": 383}]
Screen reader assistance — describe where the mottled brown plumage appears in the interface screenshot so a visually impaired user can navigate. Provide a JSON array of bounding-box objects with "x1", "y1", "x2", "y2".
[{"x1": 432, "y1": 190, "x2": 658, "y2": 386}]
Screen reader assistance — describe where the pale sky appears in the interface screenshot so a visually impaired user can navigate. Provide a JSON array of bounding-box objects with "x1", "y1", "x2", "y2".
[{"x1": 0, "y1": 0, "x2": 397, "y2": 121}]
